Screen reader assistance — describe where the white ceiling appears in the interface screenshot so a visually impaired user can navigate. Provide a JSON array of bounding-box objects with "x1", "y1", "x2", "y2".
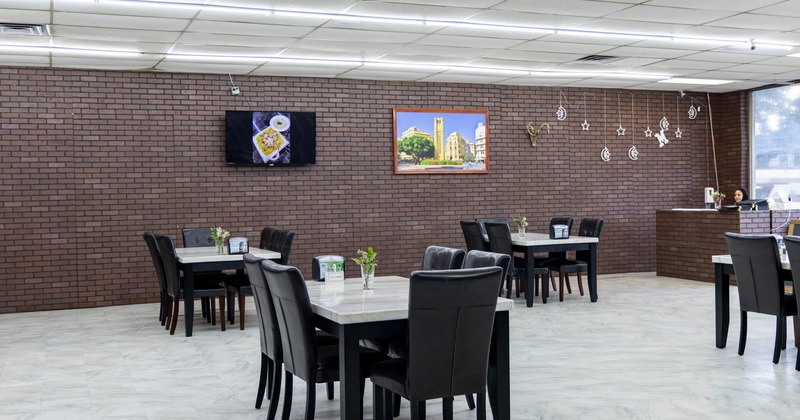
[{"x1": 3, "y1": 0, "x2": 800, "y2": 92}]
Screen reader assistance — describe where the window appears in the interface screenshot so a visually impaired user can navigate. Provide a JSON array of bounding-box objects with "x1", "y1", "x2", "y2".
[{"x1": 751, "y1": 85, "x2": 800, "y2": 202}]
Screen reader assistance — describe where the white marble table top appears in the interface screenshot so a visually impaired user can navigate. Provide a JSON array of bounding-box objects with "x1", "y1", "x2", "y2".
[
  {"x1": 176, "y1": 247, "x2": 280, "y2": 263},
  {"x1": 712, "y1": 254, "x2": 790, "y2": 269},
  {"x1": 306, "y1": 275, "x2": 514, "y2": 325},
  {"x1": 511, "y1": 232, "x2": 599, "y2": 246}
]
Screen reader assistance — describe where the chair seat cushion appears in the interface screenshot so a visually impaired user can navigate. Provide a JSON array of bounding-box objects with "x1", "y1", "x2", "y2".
[
  {"x1": 223, "y1": 276, "x2": 252, "y2": 295},
  {"x1": 548, "y1": 259, "x2": 588, "y2": 273},
  {"x1": 314, "y1": 344, "x2": 389, "y2": 383},
  {"x1": 370, "y1": 358, "x2": 408, "y2": 397}
]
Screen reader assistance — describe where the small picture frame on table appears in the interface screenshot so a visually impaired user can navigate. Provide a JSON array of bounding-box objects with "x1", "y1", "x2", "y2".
[{"x1": 228, "y1": 237, "x2": 249, "y2": 254}]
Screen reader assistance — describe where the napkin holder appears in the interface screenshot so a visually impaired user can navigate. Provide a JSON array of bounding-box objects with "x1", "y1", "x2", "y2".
[
  {"x1": 550, "y1": 224, "x2": 569, "y2": 239},
  {"x1": 228, "y1": 237, "x2": 249, "y2": 254},
  {"x1": 312, "y1": 255, "x2": 345, "y2": 281}
]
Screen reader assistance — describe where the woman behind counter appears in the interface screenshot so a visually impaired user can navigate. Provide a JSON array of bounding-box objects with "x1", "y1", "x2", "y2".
[{"x1": 734, "y1": 187, "x2": 749, "y2": 204}]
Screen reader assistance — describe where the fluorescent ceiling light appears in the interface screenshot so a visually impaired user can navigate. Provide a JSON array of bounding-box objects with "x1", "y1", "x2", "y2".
[
  {"x1": 657, "y1": 78, "x2": 735, "y2": 86},
  {"x1": 76, "y1": 0, "x2": 795, "y2": 51},
  {"x1": 0, "y1": 44, "x2": 141, "y2": 58}
]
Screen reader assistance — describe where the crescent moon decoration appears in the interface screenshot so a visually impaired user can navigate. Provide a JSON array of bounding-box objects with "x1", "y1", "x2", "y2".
[
  {"x1": 556, "y1": 105, "x2": 567, "y2": 121},
  {"x1": 601, "y1": 146, "x2": 611, "y2": 162},
  {"x1": 659, "y1": 116, "x2": 669, "y2": 131},
  {"x1": 688, "y1": 104, "x2": 698, "y2": 119},
  {"x1": 674, "y1": 94, "x2": 682, "y2": 138},
  {"x1": 628, "y1": 145, "x2": 639, "y2": 160}
]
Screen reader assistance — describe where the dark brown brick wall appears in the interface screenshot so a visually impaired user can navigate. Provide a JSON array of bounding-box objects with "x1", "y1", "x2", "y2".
[{"x1": 0, "y1": 67, "x2": 745, "y2": 313}]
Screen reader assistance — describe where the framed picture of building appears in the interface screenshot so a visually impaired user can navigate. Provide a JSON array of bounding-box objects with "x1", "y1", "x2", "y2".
[{"x1": 393, "y1": 108, "x2": 489, "y2": 174}]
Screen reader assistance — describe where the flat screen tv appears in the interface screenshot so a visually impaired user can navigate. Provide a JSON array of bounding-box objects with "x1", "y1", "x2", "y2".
[{"x1": 225, "y1": 111, "x2": 316, "y2": 166}]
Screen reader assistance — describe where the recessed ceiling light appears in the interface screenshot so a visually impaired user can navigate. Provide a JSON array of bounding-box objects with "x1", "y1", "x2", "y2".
[{"x1": 657, "y1": 78, "x2": 735, "y2": 86}]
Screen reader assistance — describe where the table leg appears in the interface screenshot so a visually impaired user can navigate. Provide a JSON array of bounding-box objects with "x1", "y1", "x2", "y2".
[
  {"x1": 524, "y1": 247, "x2": 534, "y2": 307},
  {"x1": 184, "y1": 267, "x2": 195, "y2": 337},
  {"x1": 714, "y1": 263, "x2": 730, "y2": 349},
  {"x1": 339, "y1": 324, "x2": 362, "y2": 420},
  {"x1": 488, "y1": 311, "x2": 510, "y2": 420},
  {"x1": 584, "y1": 244, "x2": 598, "y2": 302}
]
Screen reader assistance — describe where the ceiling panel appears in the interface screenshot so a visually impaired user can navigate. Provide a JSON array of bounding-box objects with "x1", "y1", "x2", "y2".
[{"x1": 2, "y1": 0, "x2": 800, "y2": 93}]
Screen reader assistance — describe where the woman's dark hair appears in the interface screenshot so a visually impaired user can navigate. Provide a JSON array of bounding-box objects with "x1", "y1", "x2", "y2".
[{"x1": 736, "y1": 187, "x2": 749, "y2": 201}]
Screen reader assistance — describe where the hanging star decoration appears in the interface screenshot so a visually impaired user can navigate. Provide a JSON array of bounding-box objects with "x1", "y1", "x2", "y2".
[
  {"x1": 581, "y1": 92, "x2": 590, "y2": 130},
  {"x1": 644, "y1": 94, "x2": 652, "y2": 137},
  {"x1": 616, "y1": 92, "x2": 625, "y2": 136}
]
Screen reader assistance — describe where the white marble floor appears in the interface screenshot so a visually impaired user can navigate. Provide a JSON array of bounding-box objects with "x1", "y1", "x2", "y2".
[{"x1": 2, "y1": 273, "x2": 800, "y2": 419}]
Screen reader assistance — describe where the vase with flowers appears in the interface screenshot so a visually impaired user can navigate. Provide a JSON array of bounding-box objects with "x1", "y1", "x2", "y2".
[
  {"x1": 712, "y1": 192, "x2": 725, "y2": 210},
  {"x1": 512, "y1": 215, "x2": 528, "y2": 237},
  {"x1": 353, "y1": 247, "x2": 378, "y2": 290},
  {"x1": 210, "y1": 227, "x2": 230, "y2": 255}
]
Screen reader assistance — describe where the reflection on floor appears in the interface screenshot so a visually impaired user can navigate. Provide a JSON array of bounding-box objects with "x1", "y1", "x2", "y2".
[{"x1": 2, "y1": 272, "x2": 799, "y2": 419}]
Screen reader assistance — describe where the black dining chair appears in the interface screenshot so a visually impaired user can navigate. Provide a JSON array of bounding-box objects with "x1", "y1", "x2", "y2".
[
  {"x1": 245, "y1": 253, "x2": 338, "y2": 418},
  {"x1": 485, "y1": 221, "x2": 549, "y2": 300},
  {"x1": 182, "y1": 227, "x2": 221, "y2": 321},
  {"x1": 475, "y1": 217, "x2": 509, "y2": 237},
  {"x1": 260, "y1": 259, "x2": 385, "y2": 420},
  {"x1": 783, "y1": 235, "x2": 800, "y2": 370},
  {"x1": 725, "y1": 233, "x2": 797, "y2": 364},
  {"x1": 226, "y1": 228, "x2": 296, "y2": 330},
  {"x1": 547, "y1": 218, "x2": 604, "y2": 301},
  {"x1": 370, "y1": 266, "x2": 504, "y2": 420},
  {"x1": 460, "y1": 220, "x2": 489, "y2": 252},
  {"x1": 157, "y1": 234, "x2": 228, "y2": 335},
  {"x1": 143, "y1": 232, "x2": 170, "y2": 326}
]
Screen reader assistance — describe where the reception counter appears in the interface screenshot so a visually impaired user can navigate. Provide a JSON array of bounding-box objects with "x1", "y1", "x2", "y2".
[{"x1": 656, "y1": 208, "x2": 794, "y2": 282}]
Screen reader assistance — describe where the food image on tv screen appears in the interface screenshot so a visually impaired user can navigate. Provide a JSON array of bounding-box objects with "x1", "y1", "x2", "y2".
[{"x1": 225, "y1": 111, "x2": 316, "y2": 166}]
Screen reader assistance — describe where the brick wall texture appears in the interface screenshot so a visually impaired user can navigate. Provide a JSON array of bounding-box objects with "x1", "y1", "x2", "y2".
[{"x1": 0, "y1": 67, "x2": 746, "y2": 313}]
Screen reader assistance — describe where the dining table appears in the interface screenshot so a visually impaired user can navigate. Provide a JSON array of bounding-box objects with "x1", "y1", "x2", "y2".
[
  {"x1": 511, "y1": 233, "x2": 600, "y2": 306},
  {"x1": 306, "y1": 276, "x2": 514, "y2": 420},
  {"x1": 711, "y1": 254, "x2": 793, "y2": 349},
  {"x1": 175, "y1": 246, "x2": 281, "y2": 337}
]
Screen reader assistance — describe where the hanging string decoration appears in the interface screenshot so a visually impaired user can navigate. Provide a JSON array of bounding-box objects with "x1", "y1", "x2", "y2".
[
  {"x1": 601, "y1": 93, "x2": 611, "y2": 162},
  {"x1": 628, "y1": 93, "x2": 638, "y2": 161},
  {"x1": 675, "y1": 94, "x2": 683, "y2": 138},
  {"x1": 655, "y1": 94, "x2": 670, "y2": 148},
  {"x1": 644, "y1": 93, "x2": 653, "y2": 138},
  {"x1": 556, "y1": 91, "x2": 567, "y2": 121},
  {"x1": 581, "y1": 92, "x2": 590, "y2": 131},
  {"x1": 616, "y1": 91, "x2": 626, "y2": 136}
]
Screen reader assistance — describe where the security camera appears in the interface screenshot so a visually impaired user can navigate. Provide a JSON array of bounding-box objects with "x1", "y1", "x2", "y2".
[
  {"x1": 750, "y1": 40, "x2": 756, "y2": 50},
  {"x1": 230, "y1": 86, "x2": 240, "y2": 95},
  {"x1": 680, "y1": 91, "x2": 686, "y2": 98}
]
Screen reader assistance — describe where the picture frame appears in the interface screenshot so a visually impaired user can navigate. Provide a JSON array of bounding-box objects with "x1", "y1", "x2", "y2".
[
  {"x1": 393, "y1": 108, "x2": 489, "y2": 174},
  {"x1": 228, "y1": 237, "x2": 249, "y2": 254}
]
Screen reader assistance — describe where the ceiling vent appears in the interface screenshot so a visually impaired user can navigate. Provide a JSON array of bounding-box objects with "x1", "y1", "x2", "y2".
[
  {"x1": 0, "y1": 23, "x2": 51, "y2": 36},
  {"x1": 571, "y1": 55, "x2": 624, "y2": 65}
]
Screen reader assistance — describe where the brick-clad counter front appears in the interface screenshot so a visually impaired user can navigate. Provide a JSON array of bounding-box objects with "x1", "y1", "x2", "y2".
[{"x1": 656, "y1": 209, "x2": 771, "y2": 282}]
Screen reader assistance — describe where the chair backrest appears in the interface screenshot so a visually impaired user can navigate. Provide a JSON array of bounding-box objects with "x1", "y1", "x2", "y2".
[
  {"x1": 475, "y1": 217, "x2": 509, "y2": 237},
  {"x1": 578, "y1": 218, "x2": 604, "y2": 238},
  {"x1": 268, "y1": 229, "x2": 295, "y2": 265},
  {"x1": 260, "y1": 259, "x2": 318, "y2": 382},
  {"x1": 245, "y1": 253, "x2": 282, "y2": 360},
  {"x1": 406, "y1": 266, "x2": 503, "y2": 400},
  {"x1": 785, "y1": 236, "x2": 800, "y2": 312},
  {"x1": 259, "y1": 227, "x2": 278, "y2": 250},
  {"x1": 484, "y1": 221, "x2": 513, "y2": 256},
  {"x1": 182, "y1": 228, "x2": 214, "y2": 247},
  {"x1": 460, "y1": 220, "x2": 488, "y2": 252},
  {"x1": 421, "y1": 246, "x2": 466, "y2": 270},
  {"x1": 724, "y1": 233, "x2": 784, "y2": 315},
  {"x1": 143, "y1": 232, "x2": 168, "y2": 294},
  {"x1": 550, "y1": 217, "x2": 574, "y2": 235},
  {"x1": 156, "y1": 234, "x2": 182, "y2": 298},
  {"x1": 464, "y1": 250, "x2": 511, "y2": 281}
]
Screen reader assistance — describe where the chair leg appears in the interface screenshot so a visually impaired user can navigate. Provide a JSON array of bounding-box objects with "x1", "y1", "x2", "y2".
[
  {"x1": 281, "y1": 372, "x2": 293, "y2": 420},
  {"x1": 373, "y1": 384, "x2": 384, "y2": 420},
  {"x1": 550, "y1": 275, "x2": 557, "y2": 291},
  {"x1": 210, "y1": 298, "x2": 216, "y2": 325},
  {"x1": 576, "y1": 272, "x2": 585, "y2": 296},
  {"x1": 774, "y1": 316, "x2": 784, "y2": 364},
  {"x1": 164, "y1": 296, "x2": 172, "y2": 330},
  {"x1": 256, "y1": 353, "x2": 269, "y2": 409},
  {"x1": 465, "y1": 393, "x2": 476, "y2": 410},
  {"x1": 201, "y1": 297, "x2": 208, "y2": 319},
  {"x1": 410, "y1": 400, "x2": 425, "y2": 420},
  {"x1": 476, "y1": 392, "x2": 487, "y2": 420},
  {"x1": 219, "y1": 296, "x2": 226, "y2": 331},
  {"x1": 514, "y1": 276, "x2": 521, "y2": 298},
  {"x1": 304, "y1": 381, "x2": 316, "y2": 420},
  {"x1": 169, "y1": 297, "x2": 180, "y2": 335},
  {"x1": 558, "y1": 273, "x2": 564, "y2": 302},
  {"x1": 738, "y1": 310, "x2": 747, "y2": 356},
  {"x1": 267, "y1": 361, "x2": 282, "y2": 420},
  {"x1": 327, "y1": 381, "x2": 334, "y2": 400},
  {"x1": 239, "y1": 293, "x2": 246, "y2": 330},
  {"x1": 534, "y1": 276, "x2": 539, "y2": 297},
  {"x1": 505, "y1": 273, "x2": 512, "y2": 299},
  {"x1": 394, "y1": 392, "x2": 401, "y2": 417},
  {"x1": 563, "y1": 273, "x2": 572, "y2": 294},
  {"x1": 442, "y1": 397, "x2": 453, "y2": 420}
]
